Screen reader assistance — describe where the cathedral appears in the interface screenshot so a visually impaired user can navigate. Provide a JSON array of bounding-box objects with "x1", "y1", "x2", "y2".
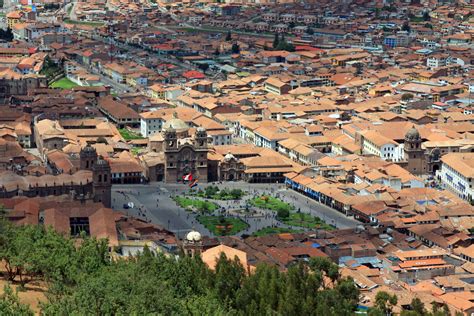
[
  {"x1": 0, "y1": 144, "x2": 112, "y2": 208},
  {"x1": 162, "y1": 114, "x2": 209, "y2": 183}
]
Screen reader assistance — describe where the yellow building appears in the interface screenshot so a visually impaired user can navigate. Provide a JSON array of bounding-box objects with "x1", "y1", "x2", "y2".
[
  {"x1": 6, "y1": 11, "x2": 22, "y2": 29},
  {"x1": 148, "y1": 83, "x2": 165, "y2": 99}
]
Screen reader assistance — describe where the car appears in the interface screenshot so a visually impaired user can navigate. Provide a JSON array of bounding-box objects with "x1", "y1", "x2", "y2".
[{"x1": 123, "y1": 202, "x2": 134, "y2": 209}]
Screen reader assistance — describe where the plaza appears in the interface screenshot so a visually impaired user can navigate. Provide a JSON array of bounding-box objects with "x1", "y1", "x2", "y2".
[{"x1": 111, "y1": 182, "x2": 359, "y2": 238}]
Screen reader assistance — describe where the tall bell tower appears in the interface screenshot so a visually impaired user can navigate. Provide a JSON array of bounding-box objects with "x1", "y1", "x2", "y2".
[
  {"x1": 404, "y1": 126, "x2": 425, "y2": 175},
  {"x1": 80, "y1": 144, "x2": 97, "y2": 170},
  {"x1": 194, "y1": 127, "x2": 208, "y2": 182},
  {"x1": 92, "y1": 156, "x2": 112, "y2": 208}
]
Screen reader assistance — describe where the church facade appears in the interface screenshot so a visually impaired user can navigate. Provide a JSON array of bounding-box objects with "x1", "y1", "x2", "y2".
[{"x1": 163, "y1": 127, "x2": 209, "y2": 183}]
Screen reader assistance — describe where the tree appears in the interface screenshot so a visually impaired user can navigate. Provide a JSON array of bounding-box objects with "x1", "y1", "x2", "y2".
[
  {"x1": 0, "y1": 204, "x2": 6, "y2": 218},
  {"x1": 214, "y1": 252, "x2": 245, "y2": 304},
  {"x1": 369, "y1": 291, "x2": 398, "y2": 316},
  {"x1": 0, "y1": 224, "x2": 43, "y2": 285},
  {"x1": 354, "y1": 62, "x2": 364, "y2": 76},
  {"x1": 205, "y1": 186, "x2": 219, "y2": 198},
  {"x1": 0, "y1": 27, "x2": 13, "y2": 42},
  {"x1": 410, "y1": 297, "x2": 426, "y2": 315},
  {"x1": 402, "y1": 21, "x2": 411, "y2": 33},
  {"x1": 423, "y1": 11, "x2": 431, "y2": 21},
  {"x1": 198, "y1": 63, "x2": 209, "y2": 71},
  {"x1": 276, "y1": 34, "x2": 295, "y2": 52},
  {"x1": 229, "y1": 189, "x2": 243, "y2": 200},
  {"x1": 375, "y1": 7, "x2": 380, "y2": 18},
  {"x1": 401, "y1": 93, "x2": 414, "y2": 101},
  {"x1": 0, "y1": 221, "x2": 361, "y2": 315},
  {"x1": 272, "y1": 32, "x2": 279, "y2": 49},
  {"x1": 277, "y1": 208, "x2": 289, "y2": 219},
  {"x1": 225, "y1": 30, "x2": 232, "y2": 41},
  {"x1": 231, "y1": 43, "x2": 240, "y2": 54},
  {"x1": 0, "y1": 285, "x2": 34, "y2": 316}
]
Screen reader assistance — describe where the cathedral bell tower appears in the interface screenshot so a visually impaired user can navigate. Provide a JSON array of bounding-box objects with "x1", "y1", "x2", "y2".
[
  {"x1": 164, "y1": 127, "x2": 177, "y2": 151},
  {"x1": 92, "y1": 155, "x2": 112, "y2": 208},
  {"x1": 195, "y1": 127, "x2": 208, "y2": 149},
  {"x1": 80, "y1": 144, "x2": 97, "y2": 170},
  {"x1": 194, "y1": 127, "x2": 208, "y2": 182},
  {"x1": 404, "y1": 126, "x2": 425, "y2": 175}
]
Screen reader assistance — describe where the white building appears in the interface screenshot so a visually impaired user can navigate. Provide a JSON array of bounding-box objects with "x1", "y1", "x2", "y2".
[
  {"x1": 208, "y1": 130, "x2": 232, "y2": 146},
  {"x1": 359, "y1": 130, "x2": 404, "y2": 161},
  {"x1": 439, "y1": 152, "x2": 474, "y2": 201},
  {"x1": 140, "y1": 112, "x2": 165, "y2": 137},
  {"x1": 426, "y1": 54, "x2": 450, "y2": 69}
]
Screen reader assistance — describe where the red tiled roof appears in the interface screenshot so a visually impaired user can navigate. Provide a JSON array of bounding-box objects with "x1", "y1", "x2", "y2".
[{"x1": 182, "y1": 70, "x2": 205, "y2": 80}]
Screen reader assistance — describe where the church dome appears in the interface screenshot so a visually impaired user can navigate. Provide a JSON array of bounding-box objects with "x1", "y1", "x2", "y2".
[
  {"x1": 163, "y1": 112, "x2": 188, "y2": 132},
  {"x1": 224, "y1": 151, "x2": 236, "y2": 161},
  {"x1": 95, "y1": 155, "x2": 108, "y2": 166},
  {"x1": 186, "y1": 230, "x2": 202, "y2": 242},
  {"x1": 405, "y1": 126, "x2": 420, "y2": 140},
  {"x1": 80, "y1": 144, "x2": 96, "y2": 155}
]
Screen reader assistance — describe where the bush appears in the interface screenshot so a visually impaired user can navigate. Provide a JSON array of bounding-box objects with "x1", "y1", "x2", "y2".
[
  {"x1": 229, "y1": 189, "x2": 243, "y2": 199},
  {"x1": 205, "y1": 186, "x2": 219, "y2": 198},
  {"x1": 277, "y1": 208, "x2": 290, "y2": 219}
]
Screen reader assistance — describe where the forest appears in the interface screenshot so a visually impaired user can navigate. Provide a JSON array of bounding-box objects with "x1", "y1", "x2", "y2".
[
  {"x1": 0, "y1": 219, "x2": 358, "y2": 315},
  {"x1": 0, "y1": 220, "x2": 454, "y2": 315}
]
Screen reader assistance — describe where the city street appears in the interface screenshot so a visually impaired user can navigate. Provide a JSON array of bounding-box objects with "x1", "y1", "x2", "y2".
[{"x1": 112, "y1": 182, "x2": 358, "y2": 238}]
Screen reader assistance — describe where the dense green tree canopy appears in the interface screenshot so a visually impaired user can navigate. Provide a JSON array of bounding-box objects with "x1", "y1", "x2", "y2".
[{"x1": 0, "y1": 221, "x2": 360, "y2": 315}]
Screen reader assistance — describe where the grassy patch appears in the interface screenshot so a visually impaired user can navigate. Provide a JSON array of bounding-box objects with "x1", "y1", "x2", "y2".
[
  {"x1": 252, "y1": 227, "x2": 304, "y2": 237},
  {"x1": 50, "y1": 77, "x2": 78, "y2": 89},
  {"x1": 174, "y1": 197, "x2": 218, "y2": 213},
  {"x1": 197, "y1": 215, "x2": 248, "y2": 236},
  {"x1": 119, "y1": 129, "x2": 144, "y2": 141},
  {"x1": 410, "y1": 16, "x2": 425, "y2": 23},
  {"x1": 131, "y1": 147, "x2": 144, "y2": 156},
  {"x1": 192, "y1": 186, "x2": 244, "y2": 200},
  {"x1": 280, "y1": 212, "x2": 335, "y2": 230},
  {"x1": 63, "y1": 19, "x2": 105, "y2": 27},
  {"x1": 249, "y1": 196, "x2": 293, "y2": 212}
]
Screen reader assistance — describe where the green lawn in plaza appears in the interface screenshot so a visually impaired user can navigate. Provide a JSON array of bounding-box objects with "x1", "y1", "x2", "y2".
[
  {"x1": 50, "y1": 77, "x2": 79, "y2": 89},
  {"x1": 197, "y1": 215, "x2": 249, "y2": 236},
  {"x1": 174, "y1": 197, "x2": 218, "y2": 213},
  {"x1": 249, "y1": 196, "x2": 294, "y2": 212},
  {"x1": 192, "y1": 186, "x2": 245, "y2": 200},
  {"x1": 280, "y1": 212, "x2": 335, "y2": 230}
]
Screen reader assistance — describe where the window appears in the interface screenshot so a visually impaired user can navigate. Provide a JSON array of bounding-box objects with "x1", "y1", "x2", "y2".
[{"x1": 70, "y1": 217, "x2": 90, "y2": 237}]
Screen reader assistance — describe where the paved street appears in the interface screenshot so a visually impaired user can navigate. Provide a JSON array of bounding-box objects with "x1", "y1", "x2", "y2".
[{"x1": 112, "y1": 182, "x2": 358, "y2": 238}]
